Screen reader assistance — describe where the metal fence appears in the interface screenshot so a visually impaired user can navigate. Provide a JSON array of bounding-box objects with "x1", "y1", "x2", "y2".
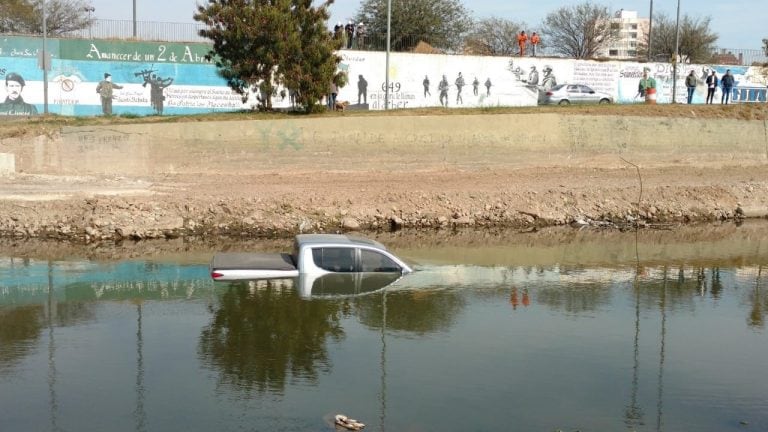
[{"x1": 5, "y1": 19, "x2": 767, "y2": 65}]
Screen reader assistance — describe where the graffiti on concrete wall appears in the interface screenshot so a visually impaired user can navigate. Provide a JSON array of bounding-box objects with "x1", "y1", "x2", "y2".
[{"x1": 2, "y1": 35, "x2": 767, "y2": 117}]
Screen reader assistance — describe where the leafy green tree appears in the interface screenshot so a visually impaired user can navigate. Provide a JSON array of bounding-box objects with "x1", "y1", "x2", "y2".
[
  {"x1": 0, "y1": 0, "x2": 93, "y2": 35},
  {"x1": 355, "y1": 0, "x2": 472, "y2": 52},
  {"x1": 463, "y1": 17, "x2": 526, "y2": 56},
  {"x1": 195, "y1": 0, "x2": 342, "y2": 112},
  {"x1": 638, "y1": 13, "x2": 718, "y2": 63},
  {"x1": 540, "y1": 2, "x2": 618, "y2": 59}
]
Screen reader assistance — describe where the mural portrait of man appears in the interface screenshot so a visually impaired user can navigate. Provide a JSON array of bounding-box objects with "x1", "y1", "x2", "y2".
[{"x1": 0, "y1": 73, "x2": 38, "y2": 116}]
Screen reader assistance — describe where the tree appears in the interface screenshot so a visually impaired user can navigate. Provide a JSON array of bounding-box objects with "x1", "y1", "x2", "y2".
[
  {"x1": 354, "y1": 0, "x2": 472, "y2": 52},
  {"x1": 762, "y1": 38, "x2": 768, "y2": 56},
  {"x1": 638, "y1": 13, "x2": 718, "y2": 63},
  {"x1": 195, "y1": 0, "x2": 342, "y2": 112},
  {"x1": 463, "y1": 17, "x2": 526, "y2": 56},
  {"x1": 0, "y1": 0, "x2": 93, "y2": 35},
  {"x1": 540, "y1": 2, "x2": 618, "y2": 59}
]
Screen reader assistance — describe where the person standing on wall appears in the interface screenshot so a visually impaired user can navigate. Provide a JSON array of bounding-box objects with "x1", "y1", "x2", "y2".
[
  {"x1": 0, "y1": 73, "x2": 38, "y2": 116},
  {"x1": 517, "y1": 31, "x2": 528, "y2": 56},
  {"x1": 530, "y1": 32, "x2": 540, "y2": 57},
  {"x1": 705, "y1": 70, "x2": 718, "y2": 104},
  {"x1": 720, "y1": 69, "x2": 734, "y2": 105},
  {"x1": 96, "y1": 73, "x2": 123, "y2": 115},
  {"x1": 685, "y1": 70, "x2": 697, "y2": 104}
]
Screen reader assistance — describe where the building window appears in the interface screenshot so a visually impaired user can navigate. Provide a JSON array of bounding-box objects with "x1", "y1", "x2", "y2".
[
  {"x1": 611, "y1": 23, "x2": 621, "y2": 30},
  {"x1": 629, "y1": 41, "x2": 637, "y2": 48},
  {"x1": 609, "y1": 50, "x2": 619, "y2": 56},
  {"x1": 628, "y1": 50, "x2": 638, "y2": 57},
  {"x1": 630, "y1": 24, "x2": 638, "y2": 30},
  {"x1": 629, "y1": 32, "x2": 637, "y2": 39}
]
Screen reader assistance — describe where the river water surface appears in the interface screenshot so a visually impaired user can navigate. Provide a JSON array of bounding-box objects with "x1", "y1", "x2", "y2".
[{"x1": 1, "y1": 224, "x2": 767, "y2": 432}]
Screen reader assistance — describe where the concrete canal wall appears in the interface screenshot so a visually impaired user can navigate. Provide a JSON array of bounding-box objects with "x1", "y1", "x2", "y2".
[{"x1": 1, "y1": 113, "x2": 767, "y2": 176}]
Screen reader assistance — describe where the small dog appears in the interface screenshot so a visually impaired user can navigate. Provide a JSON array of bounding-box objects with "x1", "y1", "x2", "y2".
[{"x1": 334, "y1": 100, "x2": 349, "y2": 111}]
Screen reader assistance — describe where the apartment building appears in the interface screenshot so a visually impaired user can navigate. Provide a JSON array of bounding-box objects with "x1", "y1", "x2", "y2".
[{"x1": 601, "y1": 9, "x2": 649, "y2": 59}]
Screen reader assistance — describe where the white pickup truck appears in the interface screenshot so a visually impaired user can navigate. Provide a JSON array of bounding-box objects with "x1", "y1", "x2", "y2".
[{"x1": 210, "y1": 234, "x2": 413, "y2": 281}]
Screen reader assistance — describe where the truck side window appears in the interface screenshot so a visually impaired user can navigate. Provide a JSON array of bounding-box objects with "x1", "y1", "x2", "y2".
[
  {"x1": 312, "y1": 247, "x2": 356, "y2": 272},
  {"x1": 360, "y1": 250, "x2": 401, "y2": 273}
]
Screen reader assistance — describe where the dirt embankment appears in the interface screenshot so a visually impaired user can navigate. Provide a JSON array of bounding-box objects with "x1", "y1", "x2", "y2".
[{"x1": 1, "y1": 104, "x2": 767, "y2": 243}]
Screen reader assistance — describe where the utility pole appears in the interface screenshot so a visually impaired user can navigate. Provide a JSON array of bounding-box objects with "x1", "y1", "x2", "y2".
[
  {"x1": 647, "y1": 0, "x2": 653, "y2": 61},
  {"x1": 84, "y1": 6, "x2": 95, "y2": 39},
  {"x1": 42, "y1": 0, "x2": 49, "y2": 114},
  {"x1": 672, "y1": 0, "x2": 681, "y2": 103},
  {"x1": 384, "y1": 0, "x2": 391, "y2": 110},
  {"x1": 133, "y1": 0, "x2": 137, "y2": 38}
]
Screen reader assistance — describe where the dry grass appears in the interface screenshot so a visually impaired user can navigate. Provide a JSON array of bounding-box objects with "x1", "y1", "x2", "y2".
[{"x1": 1, "y1": 103, "x2": 766, "y2": 140}]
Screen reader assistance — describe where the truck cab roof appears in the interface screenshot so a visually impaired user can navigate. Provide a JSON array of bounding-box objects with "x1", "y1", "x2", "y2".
[{"x1": 295, "y1": 234, "x2": 388, "y2": 251}]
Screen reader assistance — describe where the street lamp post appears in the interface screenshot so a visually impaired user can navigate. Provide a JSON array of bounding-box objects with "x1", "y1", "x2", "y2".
[
  {"x1": 84, "y1": 6, "x2": 95, "y2": 39},
  {"x1": 672, "y1": 0, "x2": 681, "y2": 103},
  {"x1": 42, "y1": 0, "x2": 49, "y2": 114},
  {"x1": 133, "y1": 0, "x2": 137, "y2": 38},
  {"x1": 647, "y1": 0, "x2": 653, "y2": 61},
  {"x1": 384, "y1": 0, "x2": 391, "y2": 110}
]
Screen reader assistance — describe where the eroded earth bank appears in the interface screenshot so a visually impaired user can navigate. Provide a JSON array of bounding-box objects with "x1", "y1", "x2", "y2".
[{"x1": 1, "y1": 106, "x2": 767, "y2": 242}]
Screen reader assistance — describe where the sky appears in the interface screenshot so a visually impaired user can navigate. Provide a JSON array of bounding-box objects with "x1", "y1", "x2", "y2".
[{"x1": 89, "y1": 0, "x2": 765, "y2": 50}]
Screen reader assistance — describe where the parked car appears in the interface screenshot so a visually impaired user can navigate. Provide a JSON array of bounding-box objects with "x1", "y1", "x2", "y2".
[{"x1": 540, "y1": 84, "x2": 613, "y2": 105}]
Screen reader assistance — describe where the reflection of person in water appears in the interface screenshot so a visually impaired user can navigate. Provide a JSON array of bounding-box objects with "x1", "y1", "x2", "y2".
[
  {"x1": 357, "y1": 74, "x2": 368, "y2": 104},
  {"x1": 455, "y1": 72, "x2": 465, "y2": 104},
  {"x1": 142, "y1": 73, "x2": 173, "y2": 115},
  {"x1": 423, "y1": 75, "x2": 430, "y2": 97},
  {"x1": 438, "y1": 75, "x2": 449, "y2": 107},
  {"x1": 485, "y1": 78, "x2": 492, "y2": 96},
  {"x1": 0, "y1": 72, "x2": 38, "y2": 116}
]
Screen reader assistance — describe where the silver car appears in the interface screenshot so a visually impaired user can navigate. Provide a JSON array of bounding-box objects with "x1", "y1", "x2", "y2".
[{"x1": 541, "y1": 84, "x2": 613, "y2": 105}]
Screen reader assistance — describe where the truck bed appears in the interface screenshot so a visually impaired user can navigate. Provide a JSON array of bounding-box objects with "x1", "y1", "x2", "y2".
[{"x1": 210, "y1": 252, "x2": 298, "y2": 280}]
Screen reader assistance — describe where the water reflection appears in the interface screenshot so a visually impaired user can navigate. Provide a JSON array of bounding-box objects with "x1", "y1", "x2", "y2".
[
  {"x1": 198, "y1": 281, "x2": 345, "y2": 395},
  {"x1": 0, "y1": 225, "x2": 767, "y2": 431}
]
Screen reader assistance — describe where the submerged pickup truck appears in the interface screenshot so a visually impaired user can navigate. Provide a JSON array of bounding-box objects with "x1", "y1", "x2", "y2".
[{"x1": 210, "y1": 234, "x2": 413, "y2": 281}]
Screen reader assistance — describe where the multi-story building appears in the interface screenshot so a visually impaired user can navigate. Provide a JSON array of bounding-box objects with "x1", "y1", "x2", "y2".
[{"x1": 601, "y1": 9, "x2": 649, "y2": 59}]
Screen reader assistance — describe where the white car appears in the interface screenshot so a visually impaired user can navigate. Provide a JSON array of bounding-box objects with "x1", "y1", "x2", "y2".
[{"x1": 541, "y1": 84, "x2": 613, "y2": 105}]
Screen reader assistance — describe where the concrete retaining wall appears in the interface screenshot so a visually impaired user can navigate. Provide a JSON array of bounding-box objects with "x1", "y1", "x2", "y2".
[
  {"x1": 0, "y1": 153, "x2": 15, "y2": 175},
  {"x1": 1, "y1": 113, "x2": 767, "y2": 176}
]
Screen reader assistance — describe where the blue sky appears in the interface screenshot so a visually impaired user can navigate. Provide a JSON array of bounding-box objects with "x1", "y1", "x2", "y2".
[{"x1": 90, "y1": 0, "x2": 765, "y2": 49}]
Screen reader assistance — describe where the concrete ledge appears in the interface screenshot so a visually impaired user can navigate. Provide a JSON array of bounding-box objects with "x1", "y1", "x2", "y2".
[{"x1": 0, "y1": 153, "x2": 15, "y2": 176}]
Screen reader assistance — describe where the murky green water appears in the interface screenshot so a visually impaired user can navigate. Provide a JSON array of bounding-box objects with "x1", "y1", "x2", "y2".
[{"x1": 1, "y1": 224, "x2": 767, "y2": 432}]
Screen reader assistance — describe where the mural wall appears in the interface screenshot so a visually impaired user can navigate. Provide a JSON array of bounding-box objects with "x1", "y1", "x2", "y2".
[{"x1": 1, "y1": 35, "x2": 767, "y2": 117}]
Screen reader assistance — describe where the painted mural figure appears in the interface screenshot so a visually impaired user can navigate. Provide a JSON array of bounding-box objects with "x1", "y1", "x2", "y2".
[
  {"x1": 0, "y1": 73, "x2": 38, "y2": 116},
  {"x1": 638, "y1": 68, "x2": 656, "y2": 102},
  {"x1": 96, "y1": 72, "x2": 123, "y2": 115},
  {"x1": 528, "y1": 66, "x2": 539, "y2": 86},
  {"x1": 455, "y1": 72, "x2": 465, "y2": 104},
  {"x1": 485, "y1": 78, "x2": 492, "y2": 96},
  {"x1": 357, "y1": 74, "x2": 368, "y2": 104},
  {"x1": 541, "y1": 66, "x2": 557, "y2": 91},
  {"x1": 438, "y1": 75, "x2": 449, "y2": 107},
  {"x1": 423, "y1": 75, "x2": 431, "y2": 97},
  {"x1": 472, "y1": 77, "x2": 479, "y2": 96},
  {"x1": 143, "y1": 73, "x2": 174, "y2": 115}
]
